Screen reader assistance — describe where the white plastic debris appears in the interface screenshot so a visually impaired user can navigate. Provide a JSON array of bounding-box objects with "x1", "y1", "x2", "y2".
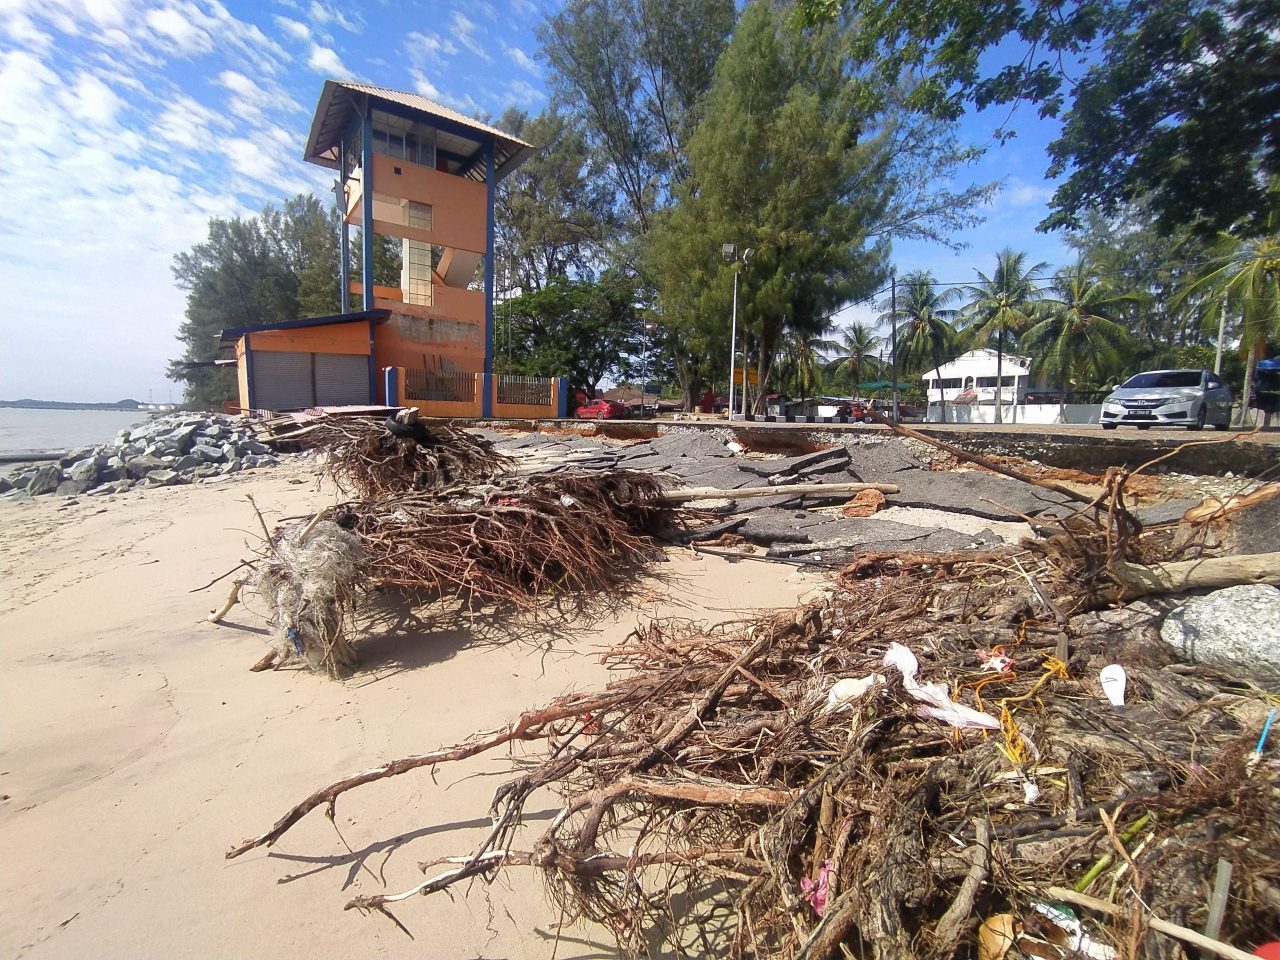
[
  {"x1": 826, "y1": 674, "x2": 885, "y2": 712},
  {"x1": 1099, "y1": 664, "x2": 1127, "y2": 706},
  {"x1": 726, "y1": 440, "x2": 745, "y2": 454},
  {"x1": 883, "y1": 642, "x2": 1001, "y2": 730}
]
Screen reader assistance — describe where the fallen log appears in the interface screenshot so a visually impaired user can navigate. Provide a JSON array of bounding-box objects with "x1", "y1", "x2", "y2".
[
  {"x1": 662, "y1": 481, "x2": 897, "y2": 502},
  {"x1": 1110, "y1": 551, "x2": 1280, "y2": 599}
]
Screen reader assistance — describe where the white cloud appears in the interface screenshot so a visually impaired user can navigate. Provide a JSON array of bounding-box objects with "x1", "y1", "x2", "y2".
[
  {"x1": 0, "y1": 23, "x2": 326, "y2": 401},
  {"x1": 153, "y1": 93, "x2": 231, "y2": 150},
  {"x1": 450, "y1": 11, "x2": 492, "y2": 62},
  {"x1": 0, "y1": 11, "x2": 54, "y2": 53},
  {"x1": 409, "y1": 69, "x2": 482, "y2": 115},
  {"x1": 511, "y1": 0, "x2": 538, "y2": 15},
  {"x1": 59, "y1": 72, "x2": 126, "y2": 125},
  {"x1": 308, "y1": 0, "x2": 361, "y2": 33},
  {"x1": 1003, "y1": 178, "x2": 1054, "y2": 208},
  {"x1": 406, "y1": 30, "x2": 458, "y2": 60},
  {"x1": 216, "y1": 69, "x2": 301, "y2": 122},
  {"x1": 504, "y1": 78, "x2": 542, "y2": 109},
  {"x1": 306, "y1": 43, "x2": 350, "y2": 78},
  {"x1": 146, "y1": 7, "x2": 212, "y2": 55},
  {"x1": 504, "y1": 44, "x2": 539, "y2": 75},
  {"x1": 219, "y1": 124, "x2": 315, "y2": 194},
  {"x1": 410, "y1": 70, "x2": 441, "y2": 101},
  {"x1": 273, "y1": 15, "x2": 312, "y2": 42}
]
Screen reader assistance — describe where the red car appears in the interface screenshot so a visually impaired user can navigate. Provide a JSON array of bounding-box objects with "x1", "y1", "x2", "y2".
[{"x1": 575, "y1": 398, "x2": 629, "y2": 420}]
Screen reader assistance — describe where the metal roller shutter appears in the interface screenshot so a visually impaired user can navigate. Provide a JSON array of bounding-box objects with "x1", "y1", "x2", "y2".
[
  {"x1": 252, "y1": 351, "x2": 313, "y2": 411},
  {"x1": 314, "y1": 353, "x2": 371, "y2": 406}
]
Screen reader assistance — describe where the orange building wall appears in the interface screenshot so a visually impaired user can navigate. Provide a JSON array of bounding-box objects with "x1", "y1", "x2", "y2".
[
  {"x1": 373, "y1": 313, "x2": 484, "y2": 373},
  {"x1": 243, "y1": 322, "x2": 373, "y2": 356},
  {"x1": 347, "y1": 155, "x2": 487, "y2": 254}
]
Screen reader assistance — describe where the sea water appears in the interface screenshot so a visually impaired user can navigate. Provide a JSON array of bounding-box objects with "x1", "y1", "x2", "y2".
[{"x1": 0, "y1": 408, "x2": 151, "y2": 456}]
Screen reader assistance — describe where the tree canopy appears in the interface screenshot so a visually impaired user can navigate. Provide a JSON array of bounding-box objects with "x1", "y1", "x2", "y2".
[
  {"x1": 796, "y1": 0, "x2": 1280, "y2": 237},
  {"x1": 498, "y1": 273, "x2": 639, "y2": 395}
]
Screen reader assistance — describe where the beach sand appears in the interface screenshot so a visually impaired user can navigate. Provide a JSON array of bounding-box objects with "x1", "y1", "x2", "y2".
[{"x1": 0, "y1": 464, "x2": 823, "y2": 959}]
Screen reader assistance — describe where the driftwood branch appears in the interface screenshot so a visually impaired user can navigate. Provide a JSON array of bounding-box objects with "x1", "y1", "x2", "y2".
[
  {"x1": 207, "y1": 578, "x2": 247, "y2": 624},
  {"x1": 934, "y1": 817, "x2": 992, "y2": 949},
  {"x1": 866, "y1": 410, "x2": 1096, "y2": 507},
  {"x1": 1045, "y1": 886, "x2": 1258, "y2": 960},
  {"x1": 226, "y1": 690, "x2": 628, "y2": 859}
]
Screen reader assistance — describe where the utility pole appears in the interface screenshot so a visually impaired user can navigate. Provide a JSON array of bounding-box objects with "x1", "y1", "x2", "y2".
[
  {"x1": 890, "y1": 269, "x2": 899, "y2": 421},
  {"x1": 1214, "y1": 297, "x2": 1227, "y2": 375}
]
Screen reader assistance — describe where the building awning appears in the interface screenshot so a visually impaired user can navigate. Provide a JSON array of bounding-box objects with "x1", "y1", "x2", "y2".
[
  {"x1": 218, "y1": 309, "x2": 391, "y2": 346},
  {"x1": 303, "y1": 80, "x2": 535, "y2": 182}
]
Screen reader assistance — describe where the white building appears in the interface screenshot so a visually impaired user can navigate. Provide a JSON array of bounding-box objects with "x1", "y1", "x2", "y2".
[
  {"x1": 920, "y1": 349, "x2": 1101, "y2": 425},
  {"x1": 923, "y1": 349, "x2": 1031, "y2": 406}
]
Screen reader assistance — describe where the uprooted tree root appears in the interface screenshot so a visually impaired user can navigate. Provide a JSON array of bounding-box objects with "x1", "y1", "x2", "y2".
[
  {"x1": 227, "y1": 508, "x2": 1280, "y2": 957},
  {"x1": 293, "y1": 414, "x2": 511, "y2": 498},
  {"x1": 237, "y1": 470, "x2": 689, "y2": 674}
]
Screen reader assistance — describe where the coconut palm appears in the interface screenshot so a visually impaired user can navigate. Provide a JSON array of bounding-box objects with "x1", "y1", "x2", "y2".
[
  {"x1": 1175, "y1": 217, "x2": 1280, "y2": 425},
  {"x1": 963, "y1": 249, "x2": 1048, "y2": 423},
  {"x1": 1023, "y1": 260, "x2": 1135, "y2": 414},
  {"x1": 827, "y1": 322, "x2": 882, "y2": 393},
  {"x1": 880, "y1": 270, "x2": 960, "y2": 422},
  {"x1": 775, "y1": 327, "x2": 838, "y2": 400}
]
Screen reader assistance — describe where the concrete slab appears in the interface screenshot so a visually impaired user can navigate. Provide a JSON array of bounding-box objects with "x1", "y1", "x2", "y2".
[
  {"x1": 888, "y1": 469, "x2": 1073, "y2": 521},
  {"x1": 737, "y1": 447, "x2": 850, "y2": 479},
  {"x1": 843, "y1": 441, "x2": 926, "y2": 481}
]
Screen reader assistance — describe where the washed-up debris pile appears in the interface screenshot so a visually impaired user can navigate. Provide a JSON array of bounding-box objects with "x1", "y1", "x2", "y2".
[
  {"x1": 226, "y1": 443, "x2": 1280, "y2": 958},
  {"x1": 278, "y1": 410, "x2": 511, "y2": 498}
]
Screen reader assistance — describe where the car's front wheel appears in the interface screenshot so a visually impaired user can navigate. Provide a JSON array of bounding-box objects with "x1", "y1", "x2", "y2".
[
  {"x1": 1102, "y1": 423, "x2": 1117, "y2": 430},
  {"x1": 597, "y1": 410, "x2": 607, "y2": 420},
  {"x1": 1188, "y1": 405, "x2": 1206, "y2": 430}
]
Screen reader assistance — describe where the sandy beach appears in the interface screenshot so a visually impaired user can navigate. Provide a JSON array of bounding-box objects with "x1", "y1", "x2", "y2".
[{"x1": 0, "y1": 462, "x2": 823, "y2": 959}]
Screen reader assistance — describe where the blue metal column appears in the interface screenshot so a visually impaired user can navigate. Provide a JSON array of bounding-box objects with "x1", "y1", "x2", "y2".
[
  {"x1": 244, "y1": 335, "x2": 256, "y2": 411},
  {"x1": 384, "y1": 367, "x2": 400, "y2": 406},
  {"x1": 337, "y1": 139, "x2": 351, "y2": 313},
  {"x1": 360, "y1": 103, "x2": 375, "y2": 311},
  {"x1": 481, "y1": 137, "x2": 496, "y2": 418}
]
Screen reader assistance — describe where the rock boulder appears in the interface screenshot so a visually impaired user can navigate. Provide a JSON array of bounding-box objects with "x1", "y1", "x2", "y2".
[{"x1": 1160, "y1": 584, "x2": 1280, "y2": 691}]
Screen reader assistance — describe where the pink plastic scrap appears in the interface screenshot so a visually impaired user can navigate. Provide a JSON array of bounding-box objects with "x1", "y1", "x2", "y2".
[
  {"x1": 976, "y1": 648, "x2": 1014, "y2": 673},
  {"x1": 800, "y1": 859, "x2": 834, "y2": 916},
  {"x1": 883, "y1": 642, "x2": 1000, "y2": 730}
]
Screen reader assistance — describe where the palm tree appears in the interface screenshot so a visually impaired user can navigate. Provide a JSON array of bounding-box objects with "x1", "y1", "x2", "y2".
[
  {"x1": 776, "y1": 327, "x2": 838, "y2": 400},
  {"x1": 881, "y1": 270, "x2": 960, "y2": 422},
  {"x1": 827, "y1": 322, "x2": 882, "y2": 394},
  {"x1": 1175, "y1": 218, "x2": 1280, "y2": 425},
  {"x1": 1023, "y1": 260, "x2": 1135, "y2": 415},
  {"x1": 963, "y1": 249, "x2": 1048, "y2": 423}
]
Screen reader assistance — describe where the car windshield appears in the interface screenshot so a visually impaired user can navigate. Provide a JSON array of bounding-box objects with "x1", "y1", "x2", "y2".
[{"x1": 1120, "y1": 371, "x2": 1202, "y2": 389}]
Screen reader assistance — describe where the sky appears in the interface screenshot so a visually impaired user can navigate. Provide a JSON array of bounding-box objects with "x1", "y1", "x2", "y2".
[{"x1": 0, "y1": 0, "x2": 1070, "y2": 402}]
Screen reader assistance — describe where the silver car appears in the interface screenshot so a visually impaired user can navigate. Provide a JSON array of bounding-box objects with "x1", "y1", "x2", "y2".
[{"x1": 1100, "y1": 368, "x2": 1232, "y2": 431}]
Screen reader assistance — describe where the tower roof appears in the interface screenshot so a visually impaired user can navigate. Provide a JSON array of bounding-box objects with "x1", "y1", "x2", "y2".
[{"x1": 303, "y1": 80, "x2": 534, "y2": 182}]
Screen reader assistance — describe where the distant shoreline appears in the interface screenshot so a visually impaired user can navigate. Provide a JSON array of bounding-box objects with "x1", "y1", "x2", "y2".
[{"x1": 0, "y1": 400, "x2": 146, "y2": 411}]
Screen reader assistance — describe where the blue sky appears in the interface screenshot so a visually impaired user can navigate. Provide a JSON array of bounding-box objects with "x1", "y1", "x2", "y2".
[{"x1": 0, "y1": 0, "x2": 1069, "y2": 402}]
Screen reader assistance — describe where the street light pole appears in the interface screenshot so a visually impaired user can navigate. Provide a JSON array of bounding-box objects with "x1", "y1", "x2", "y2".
[
  {"x1": 890, "y1": 269, "x2": 899, "y2": 421},
  {"x1": 640, "y1": 324, "x2": 649, "y2": 417},
  {"x1": 728, "y1": 267, "x2": 739, "y2": 420}
]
